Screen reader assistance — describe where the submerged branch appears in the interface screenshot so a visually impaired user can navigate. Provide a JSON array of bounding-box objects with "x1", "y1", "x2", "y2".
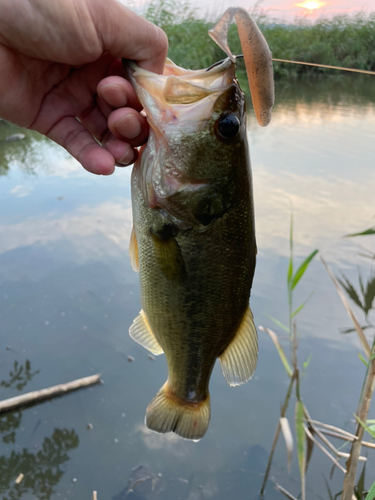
[{"x1": 0, "y1": 374, "x2": 101, "y2": 414}]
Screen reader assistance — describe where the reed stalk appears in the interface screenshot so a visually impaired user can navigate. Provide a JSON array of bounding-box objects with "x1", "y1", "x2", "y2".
[
  {"x1": 341, "y1": 343, "x2": 375, "y2": 500},
  {"x1": 260, "y1": 373, "x2": 295, "y2": 497}
]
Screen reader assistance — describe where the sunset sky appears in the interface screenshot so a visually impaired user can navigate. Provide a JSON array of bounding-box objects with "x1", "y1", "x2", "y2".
[
  {"x1": 123, "y1": 0, "x2": 373, "y2": 23},
  {"x1": 189, "y1": 0, "x2": 375, "y2": 22},
  {"x1": 128, "y1": 0, "x2": 375, "y2": 23}
]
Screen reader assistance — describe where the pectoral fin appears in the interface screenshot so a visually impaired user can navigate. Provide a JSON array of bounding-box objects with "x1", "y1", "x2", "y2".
[
  {"x1": 219, "y1": 306, "x2": 258, "y2": 386},
  {"x1": 129, "y1": 310, "x2": 164, "y2": 355},
  {"x1": 150, "y1": 227, "x2": 186, "y2": 281},
  {"x1": 129, "y1": 226, "x2": 139, "y2": 272}
]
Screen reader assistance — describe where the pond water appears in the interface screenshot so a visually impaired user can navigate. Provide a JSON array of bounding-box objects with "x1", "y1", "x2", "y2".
[{"x1": 0, "y1": 74, "x2": 374, "y2": 500}]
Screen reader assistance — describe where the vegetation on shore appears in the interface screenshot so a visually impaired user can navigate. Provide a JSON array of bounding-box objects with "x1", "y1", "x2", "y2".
[{"x1": 144, "y1": 0, "x2": 375, "y2": 79}]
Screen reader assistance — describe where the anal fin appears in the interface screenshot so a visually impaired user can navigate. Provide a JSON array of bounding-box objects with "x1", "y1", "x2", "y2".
[
  {"x1": 129, "y1": 226, "x2": 139, "y2": 272},
  {"x1": 129, "y1": 310, "x2": 163, "y2": 355},
  {"x1": 219, "y1": 306, "x2": 258, "y2": 387}
]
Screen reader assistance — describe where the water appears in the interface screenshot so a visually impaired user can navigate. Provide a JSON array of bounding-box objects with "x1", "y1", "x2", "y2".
[{"x1": 0, "y1": 74, "x2": 374, "y2": 500}]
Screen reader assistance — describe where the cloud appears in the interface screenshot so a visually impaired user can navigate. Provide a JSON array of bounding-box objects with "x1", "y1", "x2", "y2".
[{"x1": 10, "y1": 185, "x2": 34, "y2": 198}]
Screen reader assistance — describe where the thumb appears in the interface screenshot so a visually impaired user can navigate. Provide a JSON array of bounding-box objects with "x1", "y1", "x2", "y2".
[{"x1": 91, "y1": 0, "x2": 168, "y2": 74}]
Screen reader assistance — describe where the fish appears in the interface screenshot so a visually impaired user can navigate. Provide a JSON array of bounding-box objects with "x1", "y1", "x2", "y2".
[{"x1": 125, "y1": 7, "x2": 274, "y2": 440}]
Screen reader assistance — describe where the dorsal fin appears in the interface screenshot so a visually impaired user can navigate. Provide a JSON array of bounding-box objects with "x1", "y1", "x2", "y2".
[
  {"x1": 219, "y1": 306, "x2": 258, "y2": 386},
  {"x1": 129, "y1": 310, "x2": 164, "y2": 355}
]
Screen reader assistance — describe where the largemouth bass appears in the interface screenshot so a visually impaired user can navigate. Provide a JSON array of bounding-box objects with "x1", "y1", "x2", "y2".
[{"x1": 126, "y1": 8, "x2": 274, "y2": 440}]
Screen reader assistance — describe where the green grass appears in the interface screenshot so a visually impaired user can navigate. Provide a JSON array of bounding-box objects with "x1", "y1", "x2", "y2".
[{"x1": 143, "y1": 0, "x2": 375, "y2": 79}]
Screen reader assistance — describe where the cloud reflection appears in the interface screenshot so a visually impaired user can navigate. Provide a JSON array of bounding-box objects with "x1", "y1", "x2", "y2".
[
  {"x1": 0, "y1": 170, "x2": 373, "y2": 267},
  {"x1": 10, "y1": 185, "x2": 34, "y2": 198},
  {"x1": 253, "y1": 165, "x2": 375, "y2": 261},
  {"x1": 136, "y1": 423, "x2": 188, "y2": 457},
  {"x1": 0, "y1": 202, "x2": 133, "y2": 260}
]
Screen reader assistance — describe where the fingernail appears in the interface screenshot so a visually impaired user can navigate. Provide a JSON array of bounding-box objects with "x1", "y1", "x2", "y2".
[
  {"x1": 116, "y1": 114, "x2": 141, "y2": 140},
  {"x1": 118, "y1": 148, "x2": 134, "y2": 165},
  {"x1": 100, "y1": 84, "x2": 128, "y2": 107}
]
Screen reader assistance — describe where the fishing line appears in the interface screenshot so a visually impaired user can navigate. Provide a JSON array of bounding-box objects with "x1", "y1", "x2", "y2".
[
  {"x1": 272, "y1": 58, "x2": 375, "y2": 75},
  {"x1": 207, "y1": 54, "x2": 375, "y2": 75}
]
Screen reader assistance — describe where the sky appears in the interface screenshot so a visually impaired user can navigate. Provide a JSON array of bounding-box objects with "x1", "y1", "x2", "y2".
[
  {"x1": 192, "y1": 0, "x2": 375, "y2": 22},
  {"x1": 129, "y1": 0, "x2": 375, "y2": 23}
]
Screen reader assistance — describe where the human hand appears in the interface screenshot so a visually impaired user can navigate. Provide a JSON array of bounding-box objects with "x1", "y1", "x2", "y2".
[{"x1": 0, "y1": 0, "x2": 168, "y2": 175}]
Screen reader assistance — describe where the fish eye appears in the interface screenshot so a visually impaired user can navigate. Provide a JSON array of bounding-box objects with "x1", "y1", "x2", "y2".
[{"x1": 216, "y1": 113, "x2": 240, "y2": 140}]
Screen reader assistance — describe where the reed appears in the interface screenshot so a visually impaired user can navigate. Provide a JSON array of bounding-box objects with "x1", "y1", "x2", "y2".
[{"x1": 259, "y1": 218, "x2": 375, "y2": 500}]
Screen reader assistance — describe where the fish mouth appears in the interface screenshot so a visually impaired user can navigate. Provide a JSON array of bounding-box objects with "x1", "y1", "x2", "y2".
[
  {"x1": 124, "y1": 58, "x2": 242, "y2": 224},
  {"x1": 123, "y1": 58, "x2": 237, "y2": 132}
]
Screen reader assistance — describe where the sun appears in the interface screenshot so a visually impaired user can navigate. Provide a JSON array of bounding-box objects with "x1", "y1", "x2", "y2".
[{"x1": 295, "y1": 1, "x2": 326, "y2": 9}]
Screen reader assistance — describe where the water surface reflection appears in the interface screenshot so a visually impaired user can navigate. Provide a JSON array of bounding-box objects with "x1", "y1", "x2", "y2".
[
  {"x1": 0, "y1": 75, "x2": 374, "y2": 498},
  {"x1": 1, "y1": 359, "x2": 40, "y2": 391},
  {"x1": 0, "y1": 426, "x2": 79, "y2": 499},
  {"x1": 0, "y1": 359, "x2": 79, "y2": 499}
]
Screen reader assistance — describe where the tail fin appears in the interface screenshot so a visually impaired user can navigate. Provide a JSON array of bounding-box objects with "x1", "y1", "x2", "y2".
[{"x1": 146, "y1": 382, "x2": 210, "y2": 441}]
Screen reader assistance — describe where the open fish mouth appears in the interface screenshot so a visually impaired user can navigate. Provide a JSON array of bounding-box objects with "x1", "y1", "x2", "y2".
[
  {"x1": 123, "y1": 57, "x2": 238, "y2": 133},
  {"x1": 124, "y1": 56, "x2": 244, "y2": 219},
  {"x1": 123, "y1": 5, "x2": 275, "y2": 131}
]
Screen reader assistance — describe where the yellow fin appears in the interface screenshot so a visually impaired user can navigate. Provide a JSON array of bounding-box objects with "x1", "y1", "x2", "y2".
[
  {"x1": 146, "y1": 382, "x2": 210, "y2": 440},
  {"x1": 129, "y1": 226, "x2": 139, "y2": 272},
  {"x1": 219, "y1": 306, "x2": 258, "y2": 387},
  {"x1": 129, "y1": 310, "x2": 163, "y2": 355}
]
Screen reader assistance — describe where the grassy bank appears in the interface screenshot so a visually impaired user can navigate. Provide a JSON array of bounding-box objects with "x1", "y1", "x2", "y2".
[{"x1": 144, "y1": 0, "x2": 375, "y2": 79}]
